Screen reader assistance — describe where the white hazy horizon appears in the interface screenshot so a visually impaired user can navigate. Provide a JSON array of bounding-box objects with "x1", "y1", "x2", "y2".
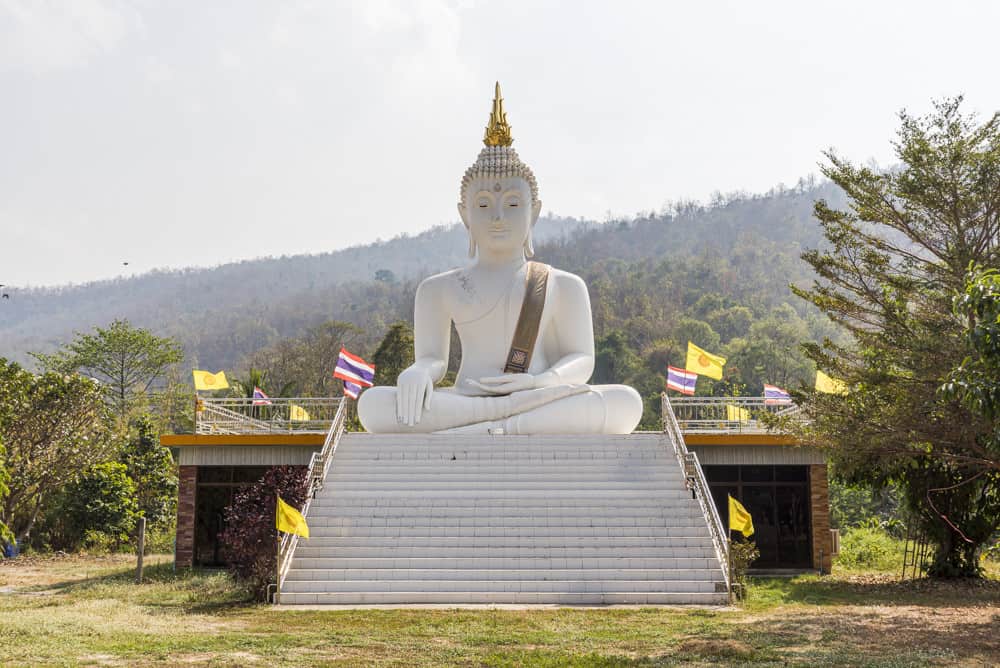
[{"x1": 2, "y1": 0, "x2": 998, "y2": 288}]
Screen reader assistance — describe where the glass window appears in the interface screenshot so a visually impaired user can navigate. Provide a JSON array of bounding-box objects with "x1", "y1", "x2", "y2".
[
  {"x1": 742, "y1": 465, "x2": 774, "y2": 482},
  {"x1": 775, "y1": 466, "x2": 808, "y2": 482},
  {"x1": 198, "y1": 467, "x2": 233, "y2": 484},
  {"x1": 704, "y1": 465, "x2": 739, "y2": 483}
]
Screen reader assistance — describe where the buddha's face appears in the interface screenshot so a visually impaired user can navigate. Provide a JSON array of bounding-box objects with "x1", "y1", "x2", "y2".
[{"x1": 459, "y1": 176, "x2": 541, "y2": 257}]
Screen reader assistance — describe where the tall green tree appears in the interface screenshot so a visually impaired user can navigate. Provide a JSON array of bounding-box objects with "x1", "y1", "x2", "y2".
[
  {"x1": 794, "y1": 97, "x2": 1000, "y2": 576},
  {"x1": 0, "y1": 359, "x2": 118, "y2": 542},
  {"x1": 0, "y1": 434, "x2": 10, "y2": 546},
  {"x1": 944, "y1": 266, "x2": 1000, "y2": 464},
  {"x1": 33, "y1": 319, "x2": 184, "y2": 427},
  {"x1": 372, "y1": 322, "x2": 414, "y2": 386},
  {"x1": 121, "y1": 416, "x2": 177, "y2": 528}
]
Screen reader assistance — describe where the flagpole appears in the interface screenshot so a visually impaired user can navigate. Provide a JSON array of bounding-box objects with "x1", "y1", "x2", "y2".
[{"x1": 275, "y1": 496, "x2": 281, "y2": 605}]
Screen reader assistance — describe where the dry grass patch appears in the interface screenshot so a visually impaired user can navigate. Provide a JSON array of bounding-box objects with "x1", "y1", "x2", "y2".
[{"x1": 1, "y1": 554, "x2": 999, "y2": 666}]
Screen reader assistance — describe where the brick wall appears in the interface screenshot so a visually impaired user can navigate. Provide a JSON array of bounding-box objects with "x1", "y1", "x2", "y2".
[
  {"x1": 175, "y1": 466, "x2": 197, "y2": 568},
  {"x1": 809, "y1": 464, "x2": 833, "y2": 572}
]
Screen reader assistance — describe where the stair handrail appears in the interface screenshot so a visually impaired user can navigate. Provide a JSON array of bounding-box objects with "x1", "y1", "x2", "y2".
[
  {"x1": 661, "y1": 393, "x2": 730, "y2": 589},
  {"x1": 275, "y1": 398, "x2": 348, "y2": 598}
]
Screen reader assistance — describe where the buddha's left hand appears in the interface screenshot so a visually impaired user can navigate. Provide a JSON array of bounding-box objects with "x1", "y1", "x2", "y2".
[{"x1": 467, "y1": 373, "x2": 536, "y2": 394}]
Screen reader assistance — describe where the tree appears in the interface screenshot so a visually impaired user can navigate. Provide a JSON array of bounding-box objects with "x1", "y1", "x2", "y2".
[
  {"x1": 793, "y1": 98, "x2": 1000, "y2": 576},
  {"x1": 945, "y1": 266, "x2": 1000, "y2": 431},
  {"x1": 372, "y1": 322, "x2": 414, "y2": 386},
  {"x1": 240, "y1": 320, "x2": 363, "y2": 397},
  {"x1": 593, "y1": 330, "x2": 641, "y2": 385},
  {"x1": 218, "y1": 466, "x2": 308, "y2": 600},
  {"x1": 121, "y1": 416, "x2": 177, "y2": 528},
  {"x1": 0, "y1": 359, "x2": 119, "y2": 542},
  {"x1": 37, "y1": 462, "x2": 139, "y2": 551},
  {"x1": 0, "y1": 435, "x2": 10, "y2": 546},
  {"x1": 33, "y1": 319, "x2": 184, "y2": 427}
]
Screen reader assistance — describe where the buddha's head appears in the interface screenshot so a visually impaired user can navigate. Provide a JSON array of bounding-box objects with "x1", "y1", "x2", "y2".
[{"x1": 458, "y1": 83, "x2": 542, "y2": 259}]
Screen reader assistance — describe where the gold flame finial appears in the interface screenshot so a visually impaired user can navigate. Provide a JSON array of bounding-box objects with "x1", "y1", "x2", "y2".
[{"x1": 483, "y1": 81, "x2": 513, "y2": 147}]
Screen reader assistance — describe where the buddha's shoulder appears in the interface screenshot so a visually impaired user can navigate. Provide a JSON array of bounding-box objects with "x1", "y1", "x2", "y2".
[
  {"x1": 415, "y1": 268, "x2": 467, "y2": 298},
  {"x1": 543, "y1": 265, "x2": 588, "y2": 292}
]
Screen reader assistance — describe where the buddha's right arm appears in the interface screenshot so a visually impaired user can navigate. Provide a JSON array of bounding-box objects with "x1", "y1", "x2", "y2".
[{"x1": 408, "y1": 277, "x2": 451, "y2": 383}]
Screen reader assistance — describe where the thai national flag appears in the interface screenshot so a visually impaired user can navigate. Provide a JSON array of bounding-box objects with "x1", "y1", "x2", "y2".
[
  {"x1": 334, "y1": 348, "x2": 375, "y2": 399},
  {"x1": 763, "y1": 383, "x2": 792, "y2": 405},
  {"x1": 666, "y1": 366, "x2": 697, "y2": 395},
  {"x1": 252, "y1": 386, "x2": 272, "y2": 406}
]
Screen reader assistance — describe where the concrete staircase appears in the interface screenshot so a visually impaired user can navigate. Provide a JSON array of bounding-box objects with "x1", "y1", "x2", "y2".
[{"x1": 278, "y1": 433, "x2": 729, "y2": 605}]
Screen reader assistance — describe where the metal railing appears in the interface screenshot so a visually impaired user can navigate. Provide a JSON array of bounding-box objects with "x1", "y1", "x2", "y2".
[
  {"x1": 195, "y1": 397, "x2": 341, "y2": 434},
  {"x1": 669, "y1": 396, "x2": 801, "y2": 434},
  {"x1": 275, "y1": 398, "x2": 348, "y2": 601},
  {"x1": 661, "y1": 394, "x2": 730, "y2": 592}
]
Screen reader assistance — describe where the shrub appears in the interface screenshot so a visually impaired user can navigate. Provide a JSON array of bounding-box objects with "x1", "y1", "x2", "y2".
[
  {"x1": 218, "y1": 466, "x2": 308, "y2": 601},
  {"x1": 835, "y1": 526, "x2": 905, "y2": 572},
  {"x1": 37, "y1": 462, "x2": 140, "y2": 551}
]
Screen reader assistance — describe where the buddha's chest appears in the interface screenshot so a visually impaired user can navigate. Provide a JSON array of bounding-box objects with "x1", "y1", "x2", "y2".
[
  {"x1": 448, "y1": 268, "x2": 525, "y2": 325},
  {"x1": 448, "y1": 267, "x2": 552, "y2": 349}
]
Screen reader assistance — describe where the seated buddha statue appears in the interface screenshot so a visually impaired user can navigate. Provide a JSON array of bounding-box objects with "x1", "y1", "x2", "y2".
[{"x1": 358, "y1": 83, "x2": 643, "y2": 435}]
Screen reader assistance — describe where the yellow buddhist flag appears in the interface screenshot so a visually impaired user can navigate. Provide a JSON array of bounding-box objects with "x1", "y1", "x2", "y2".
[
  {"x1": 685, "y1": 341, "x2": 726, "y2": 380},
  {"x1": 289, "y1": 404, "x2": 310, "y2": 421},
  {"x1": 276, "y1": 496, "x2": 309, "y2": 538},
  {"x1": 726, "y1": 404, "x2": 751, "y2": 423},
  {"x1": 815, "y1": 370, "x2": 848, "y2": 395},
  {"x1": 728, "y1": 495, "x2": 754, "y2": 538},
  {"x1": 192, "y1": 369, "x2": 229, "y2": 391}
]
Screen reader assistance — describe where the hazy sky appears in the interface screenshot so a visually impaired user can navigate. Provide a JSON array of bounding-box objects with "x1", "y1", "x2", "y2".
[{"x1": 2, "y1": 1, "x2": 999, "y2": 287}]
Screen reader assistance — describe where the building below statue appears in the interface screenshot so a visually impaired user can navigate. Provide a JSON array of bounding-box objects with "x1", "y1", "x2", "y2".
[{"x1": 163, "y1": 397, "x2": 833, "y2": 579}]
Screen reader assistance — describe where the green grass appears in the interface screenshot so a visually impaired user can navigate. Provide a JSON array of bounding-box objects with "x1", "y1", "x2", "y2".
[{"x1": 1, "y1": 554, "x2": 998, "y2": 666}]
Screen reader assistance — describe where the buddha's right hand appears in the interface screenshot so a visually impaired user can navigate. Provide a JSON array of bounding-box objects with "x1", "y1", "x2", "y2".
[{"x1": 396, "y1": 366, "x2": 435, "y2": 426}]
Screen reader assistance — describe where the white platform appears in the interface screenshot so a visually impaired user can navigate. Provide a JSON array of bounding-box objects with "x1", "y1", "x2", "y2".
[{"x1": 278, "y1": 433, "x2": 729, "y2": 606}]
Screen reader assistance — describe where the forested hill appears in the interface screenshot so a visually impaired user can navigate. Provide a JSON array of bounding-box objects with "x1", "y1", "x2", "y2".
[{"x1": 0, "y1": 179, "x2": 844, "y2": 373}]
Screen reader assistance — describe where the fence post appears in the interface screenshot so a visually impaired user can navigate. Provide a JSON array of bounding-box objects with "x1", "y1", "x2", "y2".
[{"x1": 135, "y1": 517, "x2": 146, "y2": 584}]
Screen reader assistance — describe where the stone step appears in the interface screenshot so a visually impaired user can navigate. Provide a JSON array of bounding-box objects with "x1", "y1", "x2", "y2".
[
  {"x1": 276, "y1": 591, "x2": 729, "y2": 606},
  {"x1": 305, "y1": 504, "x2": 703, "y2": 518},
  {"x1": 280, "y1": 578, "x2": 724, "y2": 594},
  {"x1": 291, "y1": 546, "x2": 718, "y2": 559},
  {"x1": 317, "y1": 483, "x2": 686, "y2": 493},
  {"x1": 305, "y1": 515, "x2": 709, "y2": 528},
  {"x1": 330, "y1": 459, "x2": 676, "y2": 468},
  {"x1": 287, "y1": 558, "x2": 721, "y2": 573},
  {"x1": 304, "y1": 526, "x2": 712, "y2": 538},
  {"x1": 323, "y1": 472, "x2": 683, "y2": 483},
  {"x1": 296, "y1": 536, "x2": 716, "y2": 549},
  {"x1": 284, "y1": 567, "x2": 721, "y2": 582},
  {"x1": 308, "y1": 496, "x2": 697, "y2": 508},
  {"x1": 312, "y1": 489, "x2": 695, "y2": 499}
]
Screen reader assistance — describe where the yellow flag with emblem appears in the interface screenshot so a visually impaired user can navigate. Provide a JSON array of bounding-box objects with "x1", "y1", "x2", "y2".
[
  {"x1": 276, "y1": 496, "x2": 309, "y2": 538},
  {"x1": 728, "y1": 495, "x2": 754, "y2": 537},
  {"x1": 289, "y1": 404, "x2": 310, "y2": 421},
  {"x1": 815, "y1": 370, "x2": 848, "y2": 395},
  {"x1": 685, "y1": 341, "x2": 726, "y2": 380},
  {"x1": 726, "y1": 404, "x2": 751, "y2": 423},
  {"x1": 192, "y1": 369, "x2": 229, "y2": 391}
]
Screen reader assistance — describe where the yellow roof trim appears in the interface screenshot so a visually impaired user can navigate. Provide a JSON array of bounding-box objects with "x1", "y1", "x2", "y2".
[{"x1": 160, "y1": 434, "x2": 326, "y2": 447}]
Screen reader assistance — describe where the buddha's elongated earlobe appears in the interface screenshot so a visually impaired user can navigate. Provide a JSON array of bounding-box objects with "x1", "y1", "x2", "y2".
[
  {"x1": 523, "y1": 231, "x2": 534, "y2": 258},
  {"x1": 468, "y1": 237, "x2": 477, "y2": 258}
]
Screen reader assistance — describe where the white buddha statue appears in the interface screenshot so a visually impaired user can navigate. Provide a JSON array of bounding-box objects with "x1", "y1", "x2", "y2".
[{"x1": 358, "y1": 83, "x2": 643, "y2": 435}]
